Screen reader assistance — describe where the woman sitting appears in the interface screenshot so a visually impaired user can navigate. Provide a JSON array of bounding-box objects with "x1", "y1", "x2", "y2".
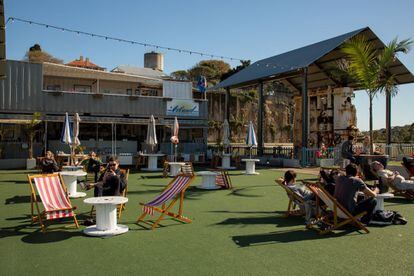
[
  {"x1": 319, "y1": 169, "x2": 341, "y2": 195},
  {"x1": 81, "y1": 151, "x2": 103, "y2": 182},
  {"x1": 284, "y1": 170, "x2": 314, "y2": 201},
  {"x1": 41, "y1": 151, "x2": 60, "y2": 174},
  {"x1": 283, "y1": 170, "x2": 316, "y2": 226}
]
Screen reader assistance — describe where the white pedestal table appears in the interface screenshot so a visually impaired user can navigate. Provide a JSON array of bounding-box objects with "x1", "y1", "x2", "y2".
[
  {"x1": 59, "y1": 170, "x2": 87, "y2": 198},
  {"x1": 140, "y1": 153, "x2": 165, "y2": 171},
  {"x1": 218, "y1": 154, "x2": 236, "y2": 170},
  {"x1": 197, "y1": 171, "x2": 220, "y2": 190},
  {"x1": 241, "y1": 159, "x2": 260, "y2": 175},
  {"x1": 168, "y1": 162, "x2": 186, "y2": 177},
  {"x1": 83, "y1": 196, "x2": 129, "y2": 237},
  {"x1": 374, "y1": 193, "x2": 394, "y2": 212}
]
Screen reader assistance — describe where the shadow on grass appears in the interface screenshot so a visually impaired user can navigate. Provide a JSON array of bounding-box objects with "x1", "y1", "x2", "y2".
[
  {"x1": 232, "y1": 229, "x2": 359, "y2": 247},
  {"x1": 385, "y1": 197, "x2": 414, "y2": 205},
  {"x1": 138, "y1": 175, "x2": 164, "y2": 180},
  {"x1": 215, "y1": 215, "x2": 303, "y2": 228},
  {"x1": 5, "y1": 195, "x2": 32, "y2": 205},
  {"x1": 22, "y1": 230, "x2": 83, "y2": 243},
  {"x1": 0, "y1": 180, "x2": 28, "y2": 184},
  {"x1": 229, "y1": 185, "x2": 271, "y2": 198},
  {"x1": 209, "y1": 210, "x2": 286, "y2": 215},
  {"x1": 0, "y1": 221, "x2": 82, "y2": 243}
]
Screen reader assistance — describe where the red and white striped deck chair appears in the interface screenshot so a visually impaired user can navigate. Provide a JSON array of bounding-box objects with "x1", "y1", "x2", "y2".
[
  {"x1": 28, "y1": 173, "x2": 79, "y2": 232},
  {"x1": 136, "y1": 172, "x2": 195, "y2": 229},
  {"x1": 215, "y1": 170, "x2": 233, "y2": 189}
]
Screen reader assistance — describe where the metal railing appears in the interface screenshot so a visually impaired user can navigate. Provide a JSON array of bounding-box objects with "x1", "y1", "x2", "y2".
[
  {"x1": 302, "y1": 147, "x2": 341, "y2": 167},
  {"x1": 207, "y1": 145, "x2": 294, "y2": 158}
]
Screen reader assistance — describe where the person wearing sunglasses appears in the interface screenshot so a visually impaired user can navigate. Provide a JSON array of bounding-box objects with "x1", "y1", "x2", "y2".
[{"x1": 85, "y1": 156, "x2": 127, "y2": 197}]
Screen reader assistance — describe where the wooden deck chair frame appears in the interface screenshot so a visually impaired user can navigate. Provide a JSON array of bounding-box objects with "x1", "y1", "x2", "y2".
[
  {"x1": 401, "y1": 162, "x2": 414, "y2": 178},
  {"x1": 162, "y1": 161, "x2": 170, "y2": 178},
  {"x1": 117, "y1": 168, "x2": 130, "y2": 218},
  {"x1": 220, "y1": 170, "x2": 233, "y2": 189},
  {"x1": 27, "y1": 173, "x2": 79, "y2": 232},
  {"x1": 302, "y1": 181, "x2": 369, "y2": 234},
  {"x1": 90, "y1": 168, "x2": 130, "y2": 219},
  {"x1": 181, "y1": 162, "x2": 194, "y2": 175},
  {"x1": 209, "y1": 169, "x2": 233, "y2": 189},
  {"x1": 275, "y1": 178, "x2": 305, "y2": 217},
  {"x1": 136, "y1": 171, "x2": 196, "y2": 230}
]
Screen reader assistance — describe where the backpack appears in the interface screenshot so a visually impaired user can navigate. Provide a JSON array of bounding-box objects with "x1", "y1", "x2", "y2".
[{"x1": 370, "y1": 210, "x2": 407, "y2": 226}]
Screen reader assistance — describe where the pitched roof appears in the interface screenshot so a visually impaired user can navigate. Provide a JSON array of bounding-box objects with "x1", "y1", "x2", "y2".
[
  {"x1": 66, "y1": 56, "x2": 105, "y2": 71},
  {"x1": 215, "y1": 27, "x2": 414, "y2": 91},
  {"x1": 111, "y1": 65, "x2": 166, "y2": 79}
]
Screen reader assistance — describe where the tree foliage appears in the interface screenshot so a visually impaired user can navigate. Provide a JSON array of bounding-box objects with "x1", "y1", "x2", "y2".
[
  {"x1": 24, "y1": 44, "x2": 63, "y2": 64},
  {"x1": 341, "y1": 35, "x2": 412, "y2": 152}
]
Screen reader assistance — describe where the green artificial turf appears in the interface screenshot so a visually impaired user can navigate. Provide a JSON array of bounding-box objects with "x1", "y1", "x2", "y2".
[{"x1": 1, "y1": 168, "x2": 413, "y2": 275}]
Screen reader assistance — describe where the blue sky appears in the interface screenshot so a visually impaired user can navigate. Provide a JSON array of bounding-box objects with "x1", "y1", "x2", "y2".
[{"x1": 6, "y1": 0, "x2": 414, "y2": 130}]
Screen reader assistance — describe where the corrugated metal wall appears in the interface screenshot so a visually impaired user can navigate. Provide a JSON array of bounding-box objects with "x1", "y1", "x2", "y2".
[
  {"x1": 0, "y1": 60, "x2": 207, "y2": 119},
  {"x1": 162, "y1": 80, "x2": 192, "y2": 99}
]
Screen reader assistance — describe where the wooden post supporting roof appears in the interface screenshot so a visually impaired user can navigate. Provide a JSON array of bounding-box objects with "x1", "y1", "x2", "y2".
[
  {"x1": 225, "y1": 87, "x2": 230, "y2": 122},
  {"x1": 301, "y1": 67, "x2": 309, "y2": 167},
  {"x1": 258, "y1": 81, "x2": 264, "y2": 156}
]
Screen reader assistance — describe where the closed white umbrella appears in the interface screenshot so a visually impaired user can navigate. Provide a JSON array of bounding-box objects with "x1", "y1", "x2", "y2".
[
  {"x1": 60, "y1": 112, "x2": 72, "y2": 145},
  {"x1": 72, "y1": 113, "x2": 81, "y2": 147},
  {"x1": 60, "y1": 112, "x2": 73, "y2": 164},
  {"x1": 146, "y1": 115, "x2": 158, "y2": 153},
  {"x1": 245, "y1": 121, "x2": 257, "y2": 158},
  {"x1": 222, "y1": 119, "x2": 230, "y2": 152}
]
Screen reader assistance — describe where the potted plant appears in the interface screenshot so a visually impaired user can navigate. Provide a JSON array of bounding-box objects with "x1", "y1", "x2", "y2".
[
  {"x1": 23, "y1": 112, "x2": 42, "y2": 169},
  {"x1": 316, "y1": 143, "x2": 335, "y2": 167}
]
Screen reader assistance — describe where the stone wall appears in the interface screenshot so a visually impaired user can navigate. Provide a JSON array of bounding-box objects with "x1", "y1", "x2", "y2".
[{"x1": 207, "y1": 90, "x2": 293, "y2": 144}]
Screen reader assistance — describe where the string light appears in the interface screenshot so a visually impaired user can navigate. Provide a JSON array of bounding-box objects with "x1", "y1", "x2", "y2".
[{"x1": 7, "y1": 16, "x2": 244, "y2": 62}]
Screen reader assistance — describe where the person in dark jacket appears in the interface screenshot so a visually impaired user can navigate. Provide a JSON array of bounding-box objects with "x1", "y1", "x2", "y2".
[
  {"x1": 86, "y1": 156, "x2": 127, "y2": 197},
  {"x1": 341, "y1": 135, "x2": 356, "y2": 163},
  {"x1": 41, "y1": 151, "x2": 60, "y2": 173},
  {"x1": 82, "y1": 151, "x2": 103, "y2": 182}
]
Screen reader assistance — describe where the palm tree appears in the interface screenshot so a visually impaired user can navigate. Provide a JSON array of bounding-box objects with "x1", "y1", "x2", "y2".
[
  {"x1": 341, "y1": 36, "x2": 412, "y2": 153},
  {"x1": 377, "y1": 38, "x2": 412, "y2": 146},
  {"x1": 23, "y1": 112, "x2": 42, "y2": 159}
]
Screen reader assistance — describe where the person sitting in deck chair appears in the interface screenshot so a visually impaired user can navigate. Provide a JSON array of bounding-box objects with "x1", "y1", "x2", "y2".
[
  {"x1": 334, "y1": 164, "x2": 378, "y2": 225},
  {"x1": 86, "y1": 156, "x2": 127, "y2": 196},
  {"x1": 319, "y1": 169, "x2": 341, "y2": 195},
  {"x1": 372, "y1": 161, "x2": 414, "y2": 191},
  {"x1": 402, "y1": 157, "x2": 414, "y2": 177},
  {"x1": 41, "y1": 151, "x2": 60, "y2": 174},
  {"x1": 81, "y1": 151, "x2": 103, "y2": 182},
  {"x1": 283, "y1": 170, "x2": 316, "y2": 226}
]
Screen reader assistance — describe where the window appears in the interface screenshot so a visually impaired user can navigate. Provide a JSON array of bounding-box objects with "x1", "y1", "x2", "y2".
[
  {"x1": 74, "y1": 85, "x2": 92, "y2": 92},
  {"x1": 46, "y1": 84, "x2": 61, "y2": 91}
]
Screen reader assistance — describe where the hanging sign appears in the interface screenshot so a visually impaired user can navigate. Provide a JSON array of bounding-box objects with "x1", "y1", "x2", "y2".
[{"x1": 166, "y1": 99, "x2": 199, "y2": 117}]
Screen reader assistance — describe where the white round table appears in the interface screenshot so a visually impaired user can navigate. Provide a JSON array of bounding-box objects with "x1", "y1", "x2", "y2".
[
  {"x1": 83, "y1": 196, "x2": 129, "y2": 237},
  {"x1": 241, "y1": 159, "x2": 260, "y2": 175},
  {"x1": 168, "y1": 162, "x2": 186, "y2": 177},
  {"x1": 59, "y1": 171, "x2": 87, "y2": 198},
  {"x1": 218, "y1": 154, "x2": 236, "y2": 170},
  {"x1": 140, "y1": 154, "x2": 165, "y2": 171},
  {"x1": 374, "y1": 193, "x2": 394, "y2": 212},
  {"x1": 197, "y1": 171, "x2": 220, "y2": 190},
  {"x1": 62, "y1": 166, "x2": 84, "y2": 171}
]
